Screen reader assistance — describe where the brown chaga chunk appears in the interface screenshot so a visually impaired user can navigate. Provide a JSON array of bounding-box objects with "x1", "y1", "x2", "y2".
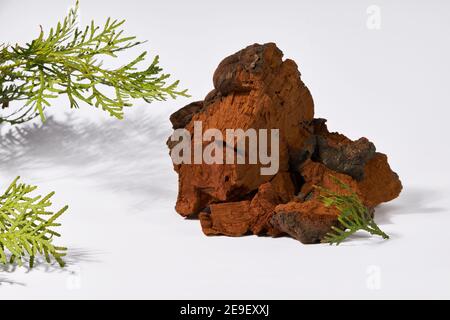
[
  {"x1": 298, "y1": 159, "x2": 359, "y2": 201},
  {"x1": 299, "y1": 157, "x2": 402, "y2": 208},
  {"x1": 169, "y1": 43, "x2": 314, "y2": 216},
  {"x1": 301, "y1": 118, "x2": 402, "y2": 207},
  {"x1": 199, "y1": 172, "x2": 296, "y2": 237},
  {"x1": 169, "y1": 42, "x2": 403, "y2": 244},
  {"x1": 315, "y1": 136, "x2": 376, "y2": 180},
  {"x1": 199, "y1": 201, "x2": 252, "y2": 236},
  {"x1": 359, "y1": 153, "x2": 403, "y2": 207},
  {"x1": 249, "y1": 172, "x2": 296, "y2": 236},
  {"x1": 175, "y1": 161, "x2": 285, "y2": 216},
  {"x1": 311, "y1": 118, "x2": 376, "y2": 180},
  {"x1": 272, "y1": 200, "x2": 341, "y2": 244}
]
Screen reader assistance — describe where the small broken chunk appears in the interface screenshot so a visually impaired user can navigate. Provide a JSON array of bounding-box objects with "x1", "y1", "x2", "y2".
[
  {"x1": 272, "y1": 200, "x2": 340, "y2": 244},
  {"x1": 297, "y1": 159, "x2": 360, "y2": 202},
  {"x1": 358, "y1": 153, "x2": 403, "y2": 207},
  {"x1": 199, "y1": 201, "x2": 252, "y2": 236},
  {"x1": 249, "y1": 172, "x2": 296, "y2": 236},
  {"x1": 199, "y1": 172, "x2": 296, "y2": 237},
  {"x1": 315, "y1": 136, "x2": 376, "y2": 180}
]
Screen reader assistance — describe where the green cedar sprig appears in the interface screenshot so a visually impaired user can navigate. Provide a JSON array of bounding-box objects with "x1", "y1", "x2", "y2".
[
  {"x1": 317, "y1": 176, "x2": 389, "y2": 245},
  {"x1": 0, "y1": 0, "x2": 188, "y2": 125},
  {"x1": 0, "y1": 177, "x2": 68, "y2": 268}
]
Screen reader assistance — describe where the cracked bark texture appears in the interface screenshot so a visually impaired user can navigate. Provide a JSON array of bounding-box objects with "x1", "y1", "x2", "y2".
[{"x1": 168, "y1": 43, "x2": 402, "y2": 244}]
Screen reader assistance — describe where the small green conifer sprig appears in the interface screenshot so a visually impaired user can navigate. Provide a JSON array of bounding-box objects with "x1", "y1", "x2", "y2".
[
  {"x1": 317, "y1": 176, "x2": 389, "y2": 245},
  {"x1": 0, "y1": 177, "x2": 68, "y2": 268},
  {"x1": 0, "y1": 0, "x2": 188, "y2": 125}
]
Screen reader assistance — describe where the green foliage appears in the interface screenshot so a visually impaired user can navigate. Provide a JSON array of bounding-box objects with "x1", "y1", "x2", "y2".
[
  {"x1": 0, "y1": 0, "x2": 188, "y2": 125},
  {"x1": 0, "y1": 177, "x2": 68, "y2": 268},
  {"x1": 317, "y1": 176, "x2": 389, "y2": 245}
]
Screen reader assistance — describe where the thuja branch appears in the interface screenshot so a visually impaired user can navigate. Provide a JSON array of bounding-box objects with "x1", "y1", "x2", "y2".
[
  {"x1": 317, "y1": 176, "x2": 389, "y2": 245},
  {"x1": 0, "y1": 0, "x2": 189, "y2": 125},
  {"x1": 0, "y1": 177, "x2": 68, "y2": 268}
]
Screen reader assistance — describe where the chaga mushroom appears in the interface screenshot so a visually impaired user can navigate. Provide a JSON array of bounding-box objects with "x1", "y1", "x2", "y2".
[
  {"x1": 168, "y1": 43, "x2": 313, "y2": 217},
  {"x1": 272, "y1": 200, "x2": 341, "y2": 244},
  {"x1": 168, "y1": 43, "x2": 402, "y2": 244}
]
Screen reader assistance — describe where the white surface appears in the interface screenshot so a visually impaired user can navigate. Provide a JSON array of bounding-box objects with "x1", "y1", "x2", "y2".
[{"x1": 0, "y1": 0, "x2": 449, "y2": 299}]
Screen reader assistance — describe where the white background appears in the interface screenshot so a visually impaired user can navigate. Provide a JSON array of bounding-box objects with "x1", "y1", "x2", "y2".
[{"x1": 0, "y1": 0, "x2": 449, "y2": 299}]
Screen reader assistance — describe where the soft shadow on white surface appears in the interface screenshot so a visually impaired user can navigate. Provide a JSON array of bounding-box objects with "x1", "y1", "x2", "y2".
[
  {"x1": 0, "y1": 110, "x2": 178, "y2": 290},
  {"x1": 0, "y1": 277, "x2": 26, "y2": 287},
  {"x1": 0, "y1": 110, "x2": 176, "y2": 202},
  {"x1": 333, "y1": 186, "x2": 447, "y2": 245},
  {"x1": 375, "y1": 187, "x2": 446, "y2": 225},
  {"x1": 0, "y1": 247, "x2": 101, "y2": 287},
  {"x1": 0, "y1": 247, "x2": 101, "y2": 275}
]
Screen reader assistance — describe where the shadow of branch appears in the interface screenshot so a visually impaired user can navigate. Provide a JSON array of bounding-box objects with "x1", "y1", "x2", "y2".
[
  {"x1": 0, "y1": 110, "x2": 177, "y2": 202},
  {"x1": 0, "y1": 277, "x2": 26, "y2": 286},
  {"x1": 0, "y1": 247, "x2": 102, "y2": 275}
]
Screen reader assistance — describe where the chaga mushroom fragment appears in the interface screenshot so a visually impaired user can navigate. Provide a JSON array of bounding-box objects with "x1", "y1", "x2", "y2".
[
  {"x1": 199, "y1": 172, "x2": 296, "y2": 237},
  {"x1": 168, "y1": 43, "x2": 402, "y2": 244},
  {"x1": 358, "y1": 153, "x2": 403, "y2": 207},
  {"x1": 199, "y1": 201, "x2": 253, "y2": 236},
  {"x1": 248, "y1": 172, "x2": 296, "y2": 236},
  {"x1": 272, "y1": 200, "x2": 341, "y2": 244},
  {"x1": 168, "y1": 43, "x2": 314, "y2": 217},
  {"x1": 311, "y1": 118, "x2": 375, "y2": 180},
  {"x1": 314, "y1": 136, "x2": 376, "y2": 180}
]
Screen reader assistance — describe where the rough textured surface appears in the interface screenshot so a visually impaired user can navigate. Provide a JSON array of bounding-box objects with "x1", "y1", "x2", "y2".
[
  {"x1": 272, "y1": 200, "x2": 341, "y2": 244},
  {"x1": 249, "y1": 172, "x2": 296, "y2": 236},
  {"x1": 169, "y1": 101, "x2": 204, "y2": 130},
  {"x1": 310, "y1": 118, "x2": 376, "y2": 180},
  {"x1": 199, "y1": 172, "x2": 296, "y2": 236},
  {"x1": 297, "y1": 159, "x2": 360, "y2": 202},
  {"x1": 199, "y1": 201, "x2": 252, "y2": 237},
  {"x1": 168, "y1": 43, "x2": 402, "y2": 244},
  {"x1": 169, "y1": 43, "x2": 314, "y2": 217},
  {"x1": 315, "y1": 136, "x2": 376, "y2": 180},
  {"x1": 358, "y1": 153, "x2": 403, "y2": 208}
]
